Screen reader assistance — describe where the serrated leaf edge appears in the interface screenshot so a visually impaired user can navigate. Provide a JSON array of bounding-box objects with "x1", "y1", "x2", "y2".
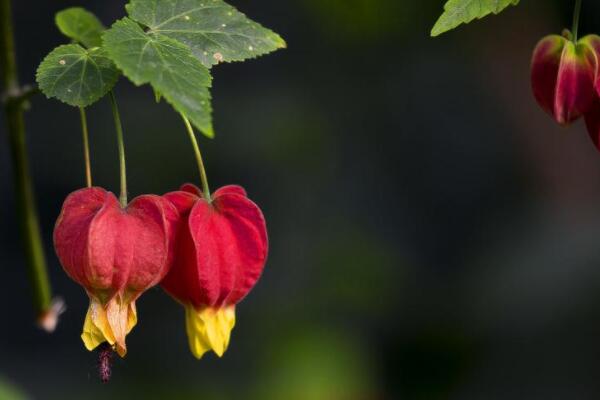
[
  {"x1": 125, "y1": 0, "x2": 286, "y2": 67},
  {"x1": 431, "y1": 0, "x2": 520, "y2": 37},
  {"x1": 102, "y1": 18, "x2": 215, "y2": 137}
]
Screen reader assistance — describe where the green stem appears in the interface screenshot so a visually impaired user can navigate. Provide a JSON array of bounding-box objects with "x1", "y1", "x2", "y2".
[
  {"x1": 79, "y1": 107, "x2": 92, "y2": 188},
  {"x1": 181, "y1": 115, "x2": 211, "y2": 200},
  {"x1": 0, "y1": 0, "x2": 16, "y2": 93},
  {"x1": 109, "y1": 91, "x2": 127, "y2": 207},
  {"x1": 572, "y1": 0, "x2": 582, "y2": 42},
  {"x1": 0, "y1": 0, "x2": 53, "y2": 327}
]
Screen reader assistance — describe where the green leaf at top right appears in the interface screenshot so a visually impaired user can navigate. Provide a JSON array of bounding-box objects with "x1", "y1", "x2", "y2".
[
  {"x1": 431, "y1": 0, "x2": 520, "y2": 37},
  {"x1": 126, "y1": 0, "x2": 286, "y2": 68}
]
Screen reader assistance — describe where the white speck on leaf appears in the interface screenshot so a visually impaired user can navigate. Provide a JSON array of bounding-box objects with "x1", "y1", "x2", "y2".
[
  {"x1": 184, "y1": 15, "x2": 190, "y2": 20},
  {"x1": 213, "y1": 52, "x2": 223, "y2": 63},
  {"x1": 59, "y1": 59, "x2": 66, "y2": 65}
]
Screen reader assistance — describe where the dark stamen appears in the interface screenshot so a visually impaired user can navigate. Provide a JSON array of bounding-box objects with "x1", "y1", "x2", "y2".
[{"x1": 97, "y1": 343, "x2": 114, "y2": 383}]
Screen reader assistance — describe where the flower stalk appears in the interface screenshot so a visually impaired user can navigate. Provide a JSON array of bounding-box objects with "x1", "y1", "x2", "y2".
[
  {"x1": 109, "y1": 91, "x2": 127, "y2": 207},
  {"x1": 79, "y1": 107, "x2": 92, "y2": 188},
  {"x1": 572, "y1": 0, "x2": 582, "y2": 42},
  {"x1": 181, "y1": 114, "x2": 211, "y2": 200}
]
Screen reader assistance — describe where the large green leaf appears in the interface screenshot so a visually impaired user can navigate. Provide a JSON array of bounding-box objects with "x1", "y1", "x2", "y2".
[
  {"x1": 36, "y1": 44, "x2": 119, "y2": 107},
  {"x1": 0, "y1": 377, "x2": 28, "y2": 400},
  {"x1": 126, "y1": 0, "x2": 286, "y2": 67},
  {"x1": 103, "y1": 18, "x2": 213, "y2": 137},
  {"x1": 55, "y1": 7, "x2": 105, "y2": 48},
  {"x1": 431, "y1": 0, "x2": 520, "y2": 37}
]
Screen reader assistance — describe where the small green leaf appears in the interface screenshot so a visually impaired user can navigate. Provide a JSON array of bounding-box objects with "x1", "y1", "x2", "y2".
[
  {"x1": 55, "y1": 7, "x2": 105, "y2": 48},
  {"x1": 36, "y1": 44, "x2": 119, "y2": 107},
  {"x1": 126, "y1": 0, "x2": 286, "y2": 67},
  {"x1": 431, "y1": 0, "x2": 520, "y2": 37},
  {"x1": 103, "y1": 18, "x2": 213, "y2": 137}
]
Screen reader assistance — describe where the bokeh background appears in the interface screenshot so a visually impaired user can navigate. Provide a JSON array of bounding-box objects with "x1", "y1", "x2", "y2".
[{"x1": 2, "y1": 0, "x2": 600, "y2": 399}]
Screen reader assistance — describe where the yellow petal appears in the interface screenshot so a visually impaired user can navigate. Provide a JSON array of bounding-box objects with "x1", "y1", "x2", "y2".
[
  {"x1": 81, "y1": 297, "x2": 116, "y2": 351},
  {"x1": 80, "y1": 296, "x2": 138, "y2": 357},
  {"x1": 185, "y1": 305, "x2": 236, "y2": 359},
  {"x1": 127, "y1": 301, "x2": 137, "y2": 333}
]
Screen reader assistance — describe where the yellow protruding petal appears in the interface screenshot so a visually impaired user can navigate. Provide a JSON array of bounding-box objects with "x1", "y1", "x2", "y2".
[
  {"x1": 80, "y1": 296, "x2": 138, "y2": 358},
  {"x1": 82, "y1": 297, "x2": 116, "y2": 351},
  {"x1": 127, "y1": 301, "x2": 137, "y2": 333},
  {"x1": 185, "y1": 306, "x2": 236, "y2": 359}
]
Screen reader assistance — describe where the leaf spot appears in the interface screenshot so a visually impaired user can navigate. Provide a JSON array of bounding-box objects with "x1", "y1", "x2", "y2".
[{"x1": 213, "y1": 52, "x2": 224, "y2": 63}]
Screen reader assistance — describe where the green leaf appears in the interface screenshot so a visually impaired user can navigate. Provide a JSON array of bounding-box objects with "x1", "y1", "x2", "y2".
[
  {"x1": 36, "y1": 44, "x2": 119, "y2": 107},
  {"x1": 55, "y1": 7, "x2": 105, "y2": 48},
  {"x1": 0, "y1": 377, "x2": 28, "y2": 400},
  {"x1": 103, "y1": 18, "x2": 213, "y2": 137},
  {"x1": 431, "y1": 0, "x2": 520, "y2": 37},
  {"x1": 126, "y1": 0, "x2": 286, "y2": 67}
]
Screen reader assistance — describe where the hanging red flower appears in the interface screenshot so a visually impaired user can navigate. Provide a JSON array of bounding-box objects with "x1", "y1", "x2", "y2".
[
  {"x1": 161, "y1": 184, "x2": 268, "y2": 358},
  {"x1": 531, "y1": 32, "x2": 598, "y2": 125},
  {"x1": 53, "y1": 187, "x2": 178, "y2": 357}
]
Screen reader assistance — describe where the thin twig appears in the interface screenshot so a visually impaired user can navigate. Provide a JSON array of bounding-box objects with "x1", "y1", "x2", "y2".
[{"x1": 0, "y1": 0, "x2": 56, "y2": 330}]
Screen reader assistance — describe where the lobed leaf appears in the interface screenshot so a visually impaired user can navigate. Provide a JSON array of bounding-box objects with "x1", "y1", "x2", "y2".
[
  {"x1": 36, "y1": 44, "x2": 119, "y2": 107},
  {"x1": 126, "y1": 0, "x2": 286, "y2": 67},
  {"x1": 103, "y1": 18, "x2": 214, "y2": 137},
  {"x1": 431, "y1": 0, "x2": 520, "y2": 37},
  {"x1": 55, "y1": 7, "x2": 106, "y2": 48}
]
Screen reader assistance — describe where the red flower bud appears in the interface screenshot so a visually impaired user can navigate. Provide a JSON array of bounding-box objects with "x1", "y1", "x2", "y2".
[
  {"x1": 53, "y1": 187, "x2": 178, "y2": 356},
  {"x1": 531, "y1": 33, "x2": 598, "y2": 124},
  {"x1": 584, "y1": 98, "x2": 600, "y2": 149},
  {"x1": 161, "y1": 184, "x2": 268, "y2": 358},
  {"x1": 582, "y1": 35, "x2": 600, "y2": 150}
]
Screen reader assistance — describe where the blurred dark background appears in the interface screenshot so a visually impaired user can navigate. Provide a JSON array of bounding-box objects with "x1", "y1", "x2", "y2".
[{"x1": 2, "y1": 0, "x2": 600, "y2": 399}]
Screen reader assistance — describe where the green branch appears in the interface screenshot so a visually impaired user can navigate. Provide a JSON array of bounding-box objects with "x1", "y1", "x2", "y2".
[{"x1": 0, "y1": 0, "x2": 57, "y2": 331}]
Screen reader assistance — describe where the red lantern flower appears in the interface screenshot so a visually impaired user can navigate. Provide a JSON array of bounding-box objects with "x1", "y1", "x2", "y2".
[
  {"x1": 161, "y1": 184, "x2": 268, "y2": 358},
  {"x1": 581, "y1": 35, "x2": 600, "y2": 148},
  {"x1": 54, "y1": 187, "x2": 178, "y2": 357},
  {"x1": 531, "y1": 33, "x2": 598, "y2": 125}
]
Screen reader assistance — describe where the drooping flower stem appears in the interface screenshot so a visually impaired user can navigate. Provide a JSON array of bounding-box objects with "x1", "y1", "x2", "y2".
[
  {"x1": 181, "y1": 114, "x2": 211, "y2": 200},
  {"x1": 0, "y1": 0, "x2": 55, "y2": 329},
  {"x1": 109, "y1": 91, "x2": 128, "y2": 207},
  {"x1": 79, "y1": 107, "x2": 92, "y2": 188},
  {"x1": 572, "y1": 0, "x2": 582, "y2": 42}
]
